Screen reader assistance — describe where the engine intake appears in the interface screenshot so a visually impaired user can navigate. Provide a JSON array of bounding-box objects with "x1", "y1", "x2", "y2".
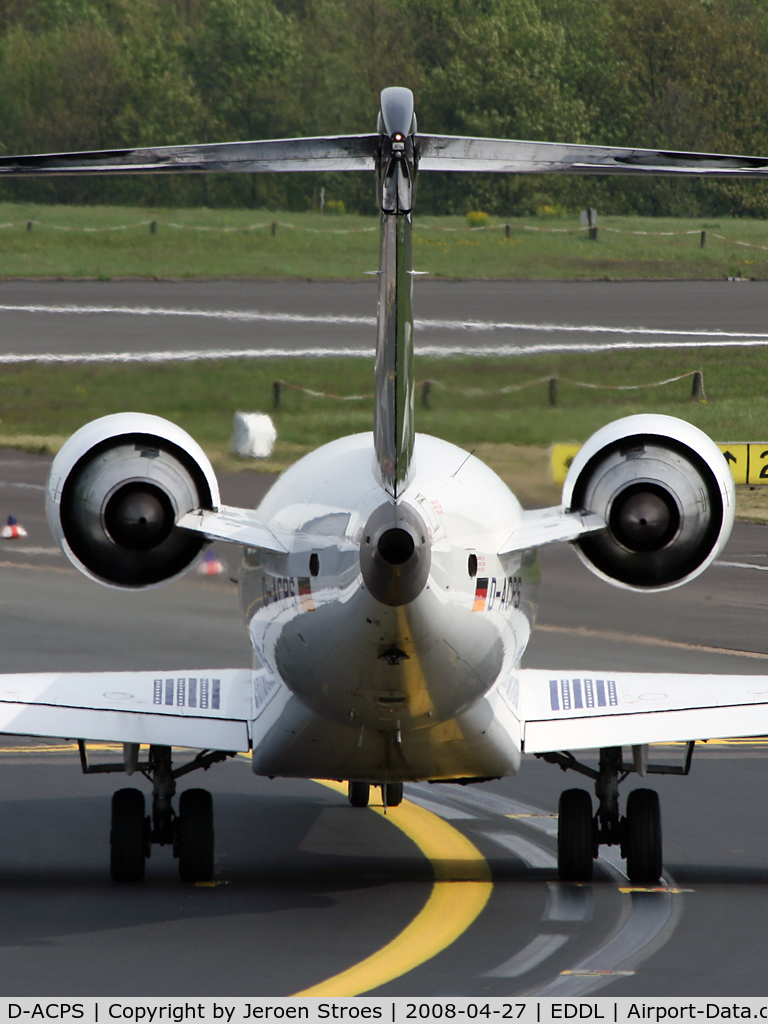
[
  {"x1": 563, "y1": 415, "x2": 734, "y2": 591},
  {"x1": 47, "y1": 413, "x2": 220, "y2": 589}
]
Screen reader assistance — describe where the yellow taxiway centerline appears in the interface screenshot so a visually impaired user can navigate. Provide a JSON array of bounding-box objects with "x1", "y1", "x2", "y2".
[{"x1": 292, "y1": 779, "x2": 492, "y2": 998}]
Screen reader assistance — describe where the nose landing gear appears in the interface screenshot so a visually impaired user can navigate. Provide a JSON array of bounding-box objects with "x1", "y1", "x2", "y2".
[
  {"x1": 346, "y1": 781, "x2": 404, "y2": 808},
  {"x1": 348, "y1": 781, "x2": 370, "y2": 807}
]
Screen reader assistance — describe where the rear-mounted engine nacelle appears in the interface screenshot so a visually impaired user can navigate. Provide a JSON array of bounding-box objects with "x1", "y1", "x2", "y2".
[
  {"x1": 563, "y1": 415, "x2": 734, "y2": 591},
  {"x1": 47, "y1": 413, "x2": 220, "y2": 589}
]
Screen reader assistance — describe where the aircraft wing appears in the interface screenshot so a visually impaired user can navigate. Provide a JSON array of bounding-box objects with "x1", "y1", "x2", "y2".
[
  {"x1": 417, "y1": 134, "x2": 768, "y2": 177},
  {"x1": 0, "y1": 135, "x2": 380, "y2": 176},
  {"x1": 0, "y1": 668, "x2": 254, "y2": 750},
  {"x1": 518, "y1": 669, "x2": 768, "y2": 753},
  {"x1": 498, "y1": 507, "x2": 605, "y2": 555}
]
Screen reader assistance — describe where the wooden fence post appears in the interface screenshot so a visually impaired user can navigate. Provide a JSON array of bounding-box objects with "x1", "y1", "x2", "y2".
[{"x1": 273, "y1": 381, "x2": 282, "y2": 408}]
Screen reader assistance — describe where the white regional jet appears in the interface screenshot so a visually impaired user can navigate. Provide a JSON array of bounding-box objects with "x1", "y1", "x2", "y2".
[{"x1": 2, "y1": 88, "x2": 768, "y2": 885}]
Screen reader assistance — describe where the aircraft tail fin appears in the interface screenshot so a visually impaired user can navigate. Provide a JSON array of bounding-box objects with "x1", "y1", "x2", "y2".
[
  {"x1": 373, "y1": 88, "x2": 417, "y2": 497},
  {"x1": 7, "y1": 91, "x2": 767, "y2": 503}
]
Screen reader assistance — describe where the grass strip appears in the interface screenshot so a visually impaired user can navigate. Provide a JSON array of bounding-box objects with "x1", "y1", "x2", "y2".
[
  {"x1": 0, "y1": 347, "x2": 763, "y2": 444},
  {"x1": 3, "y1": 346, "x2": 768, "y2": 519},
  {"x1": 2, "y1": 204, "x2": 768, "y2": 279}
]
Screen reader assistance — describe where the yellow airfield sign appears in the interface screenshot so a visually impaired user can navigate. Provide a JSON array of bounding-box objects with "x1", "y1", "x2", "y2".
[{"x1": 550, "y1": 442, "x2": 768, "y2": 486}]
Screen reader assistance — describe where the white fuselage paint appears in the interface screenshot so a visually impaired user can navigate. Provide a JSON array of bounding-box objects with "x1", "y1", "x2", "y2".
[{"x1": 239, "y1": 433, "x2": 537, "y2": 783}]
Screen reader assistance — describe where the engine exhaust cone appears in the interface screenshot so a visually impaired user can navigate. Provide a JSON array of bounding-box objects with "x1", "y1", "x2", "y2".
[
  {"x1": 360, "y1": 502, "x2": 430, "y2": 606},
  {"x1": 609, "y1": 482, "x2": 681, "y2": 553},
  {"x1": 104, "y1": 482, "x2": 175, "y2": 552}
]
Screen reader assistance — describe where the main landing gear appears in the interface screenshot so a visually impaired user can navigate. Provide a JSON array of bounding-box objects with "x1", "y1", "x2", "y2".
[
  {"x1": 79, "y1": 741, "x2": 235, "y2": 883},
  {"x1": 347, "y1": 781, "x2": 404, "y2": 808},
  {"x1": 539, "y1": 742, "x2": 693, "y2": 883}
]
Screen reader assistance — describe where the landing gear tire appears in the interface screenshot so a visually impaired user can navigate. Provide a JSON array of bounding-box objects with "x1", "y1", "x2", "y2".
[
  {"x1": 384, "y1": 783, "x2": 403, "y2": 807},
  {"x1": 348, "y1": 782, "x2": 370, "y2": 807},
  {"x1": 177, "y1": 788, "x2": 214, "y2": 882},
  {"x1": 110, "y1": 788, "x2": 148, "y2": 882},
  {"x1": 623, "y1": 788, "x2": 662, "y2": 883},
  {"x1": 558, "y1": 788, "x2": 595, "y2": 882}
]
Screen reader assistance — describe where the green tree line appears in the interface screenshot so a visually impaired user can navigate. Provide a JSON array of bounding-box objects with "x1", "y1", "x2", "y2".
[{"x1": 1, "y1": 0, "x2": 768, "y2": 216}]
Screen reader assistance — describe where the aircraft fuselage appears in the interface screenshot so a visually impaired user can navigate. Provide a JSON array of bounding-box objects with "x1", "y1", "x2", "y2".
[{"x1": 240, "y1": 432, "x2": 538, "y2": 783}]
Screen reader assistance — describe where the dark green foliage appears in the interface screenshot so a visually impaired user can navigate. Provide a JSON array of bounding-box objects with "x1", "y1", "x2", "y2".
[{"x1": 1, "y1": 0, "x2": 768, "y2": 217}]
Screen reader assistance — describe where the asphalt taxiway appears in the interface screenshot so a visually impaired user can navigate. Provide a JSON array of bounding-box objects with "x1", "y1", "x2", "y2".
[
  {"x1": 1, "y1": 446, "x2": 768, "y2": 996},
  {"x1": 1, "y1": 274, "x2": 768, "y2": 996},
  {"x1": 0, "y1": 278, "x2": 767, "y2": 357}
]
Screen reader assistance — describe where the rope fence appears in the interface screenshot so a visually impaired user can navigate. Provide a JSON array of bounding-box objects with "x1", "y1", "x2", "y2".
[
  {"x1": 1, "y1": 217, "x2": 768, "y2": 252},
  {"x1": 272, "y1": 369, "x2": 706, "y2": 409},
  {"x1": 0, "y1": 218, "x2": 379, "y2": 236}
]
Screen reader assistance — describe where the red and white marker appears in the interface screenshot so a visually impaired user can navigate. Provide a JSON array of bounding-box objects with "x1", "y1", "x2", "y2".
[
  {"x1": 1, "y1": 516, "x2": 27, "y2": 539},
  {"x1": 197, "y1": 549, "x2": 226, "y2": 576}
]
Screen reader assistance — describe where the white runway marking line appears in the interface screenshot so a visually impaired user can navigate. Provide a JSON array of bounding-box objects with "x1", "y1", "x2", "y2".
[
  {"x1": 0, "y1": 303, "x2": 378, "y2": 326},
  {"x1": 484, "y1": 934, "x2": 570, "y2": 978},
  {"x1": 400, "y1": 792, "x2": 475, "y2": 820},
  {"x1": 543, "y1": 883, "x2": 594, "y2": 923},
  {"x1": 5, "y1": 301, "x2": 768, "y2": 341},
  {"x1": 2, "y1": 303, "x2": 768, "y2": 360},
  {"x1": 0, "y1": 546, "x2": 60, "y2": 555},
  {"x1": 534, "y1": 886, "x2": 675, "y2": 996},
  {"x1": 433, "y1": 783, "x2": 680, "y2": 992},
  {"x1": 715, "y1": 560, "x2": 768, "y2": 572},
  {"x1": 431, "y1": 785, "x2": 560, "y2": 834},
  {"x1": 417, "y1": 339, "x2": 768, "y2": 356},
  {"x1": 481, "y1": 831, "x2": 558, "y2": 870},
  {"x1": 0, "y1": 347, "x2": 376, "y2": 363},
  {"x1": 7, "y1": 340, "x2": 768, "y2": 362}
]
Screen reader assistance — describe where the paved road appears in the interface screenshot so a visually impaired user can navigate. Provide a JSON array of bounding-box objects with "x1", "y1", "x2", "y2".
[
  {"x1": 0, "y1": 279, "x2": 766, "y2": 357},
  {"x1": 3, "y1": 450, "x2": 768, "y2": 995}
]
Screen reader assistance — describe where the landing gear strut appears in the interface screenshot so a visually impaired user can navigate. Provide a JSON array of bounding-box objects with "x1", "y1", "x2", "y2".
[
  {"x1": 540, "y1": 742, "x2": 693, "y2": 883},
  {"x1": 80, "y1": 740, "x2": 233, "y2": 883}
]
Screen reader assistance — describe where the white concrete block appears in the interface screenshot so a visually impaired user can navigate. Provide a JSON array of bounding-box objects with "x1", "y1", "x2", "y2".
[{"x1": 230, "y1": 412, "x2": 277, "y2": 459}]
